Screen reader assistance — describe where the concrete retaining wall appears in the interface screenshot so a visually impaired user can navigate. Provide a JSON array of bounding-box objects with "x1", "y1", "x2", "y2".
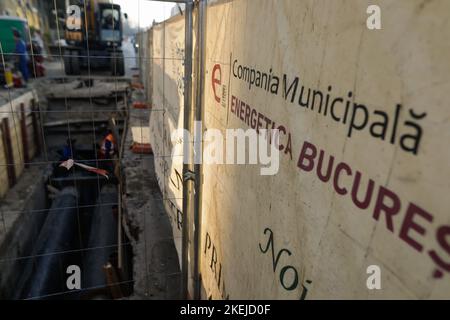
[
  {"x1": 0, "y1": 165, "x2": 47, "y2": 299},
  {"x1": 0, "y1": 89, "x2": 41, "y2": 197}
]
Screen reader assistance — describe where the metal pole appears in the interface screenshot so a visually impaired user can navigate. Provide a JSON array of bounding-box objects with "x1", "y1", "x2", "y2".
[
  {"x1": 193, "y1": 0, "x2": 207, "y2": 300},
  {"x1": 117, "y1": 183, "x2": 123, "y2": 270},
  {"x1": 182, "y1": 0, "x2": 194, "y2": 300}
]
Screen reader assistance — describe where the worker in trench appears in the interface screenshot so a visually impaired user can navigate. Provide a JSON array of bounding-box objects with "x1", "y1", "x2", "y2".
[
  {"x1": 61, "y1": 138, "x2": 77, "y2": 161},
  {"x1": 98, "y1": 126, "x2": 117, "y2": 175},
  {"x1": 54, "y1": 139, "x2": 77, "y2": 177}
]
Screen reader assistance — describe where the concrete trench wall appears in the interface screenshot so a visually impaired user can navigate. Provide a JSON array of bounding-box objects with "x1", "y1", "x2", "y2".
[
  {"x1": 140, "y1": 0, "x2": 450, "y2": 299},
  {"x1": 0, "y1": 166, "x2": 47, "y2": 299},
  {"x1": 0, "y1": 89, "x2": 45, "y2": 298},
  {"x1": 0, "y1": 90, "x2": 41, "y2": 197}
]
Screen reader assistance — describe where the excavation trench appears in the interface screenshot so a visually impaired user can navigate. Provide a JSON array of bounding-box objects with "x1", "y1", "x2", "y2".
[
  {"x1": 13, "y1": 152, "x2": 133, "y2": 300},
  {"x1": 0, "y1": 90, "x2": 132, "y2": 299}
]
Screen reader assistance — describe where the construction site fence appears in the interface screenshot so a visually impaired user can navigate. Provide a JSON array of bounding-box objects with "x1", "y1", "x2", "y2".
[{"x1": 138, "y1": 0, "x2": 450, "y2": 299}]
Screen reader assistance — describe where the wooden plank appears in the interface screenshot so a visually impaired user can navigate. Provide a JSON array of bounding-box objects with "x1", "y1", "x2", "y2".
[
  {"x1": 30, "y1": 99, "x2": 41, "y2": 157},
  {"x1": 20, "y1": 103, "x2": 30, "y2": 167},
  {"x1": 103, "y1": 262, "x2": 123, "y2": 299},
  {"x1": 0, "y1": 131, "x2": 7, "y2": 198},
  {"x1": 1, "y1": 118, "x2": 16, "y2": 188},
  {"x1": 26, "y1": 124, "x2": 36, "y2": 156},
  {"x1": 10, "y1": 119, "x2": 24, "y2": 179}
]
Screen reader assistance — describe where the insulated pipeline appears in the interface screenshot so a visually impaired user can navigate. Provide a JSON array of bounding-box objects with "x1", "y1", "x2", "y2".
[{"x1": 17, "y1": 187, "x2": 80, "y2": 300}]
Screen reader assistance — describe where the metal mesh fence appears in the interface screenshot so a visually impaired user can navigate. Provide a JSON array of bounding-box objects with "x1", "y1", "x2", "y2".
[{"x1": 0, "y1": 0, "x2": 186, "y2": 300}]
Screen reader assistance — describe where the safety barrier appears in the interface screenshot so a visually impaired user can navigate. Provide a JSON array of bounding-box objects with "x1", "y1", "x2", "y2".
[{"x1": 140, "y1": 0, "x2": 450, "y2": 299}]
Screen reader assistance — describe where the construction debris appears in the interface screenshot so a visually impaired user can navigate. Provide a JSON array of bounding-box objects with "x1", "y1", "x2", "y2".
[
  {"x1": 60, "y1": 159, "x2": 109, "y2": 179},
  {"x1": 132, "y1": 101, "x2": 150, "y2": 109},
  {"x1": 131, "y1": 143, "x2": 153, "y2": 154}
]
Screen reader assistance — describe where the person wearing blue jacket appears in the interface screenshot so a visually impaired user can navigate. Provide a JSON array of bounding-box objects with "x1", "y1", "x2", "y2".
[
  {"x1": 62, "y1": 139, "x2": 77, "y2": 161},
  {"x1": 12, "y1": 28, "x2": 29, "y2": 83}
]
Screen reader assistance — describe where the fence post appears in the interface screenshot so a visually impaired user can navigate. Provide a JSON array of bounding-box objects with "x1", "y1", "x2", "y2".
[
  {"x1": 182, "y1": 0, "x2": 195, "y2": 300},
  {"x1": 193, "y1": 0, "x2": 207, "y2": 300}
]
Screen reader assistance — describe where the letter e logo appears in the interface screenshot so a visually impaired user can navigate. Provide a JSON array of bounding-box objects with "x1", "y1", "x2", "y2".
[
  {"x1": 366, "y1": 5, "x2": 382, "y2": 30},
  {"x1": 366, "y1": 265, "x2": 381, "y2": 290},
  {"x1": 66, "y1": 265, "x2": 81, "y2": 290},
  {"x1": 212, "y1": 64, "x2": 222, "y2": 104}
]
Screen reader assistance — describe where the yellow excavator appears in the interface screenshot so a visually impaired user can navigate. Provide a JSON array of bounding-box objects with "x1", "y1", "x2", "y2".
[{"x1": 64, "y1": 0, "x2": 125, "y2": 76}]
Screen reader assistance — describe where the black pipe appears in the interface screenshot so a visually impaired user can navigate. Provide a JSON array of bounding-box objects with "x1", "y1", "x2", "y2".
[
  {"x1": 16, "y1": 187, "x2": 80, "y2": 300},
  {"x1": 81, "y1": 184, "x2": 118, "y2": 298}
]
